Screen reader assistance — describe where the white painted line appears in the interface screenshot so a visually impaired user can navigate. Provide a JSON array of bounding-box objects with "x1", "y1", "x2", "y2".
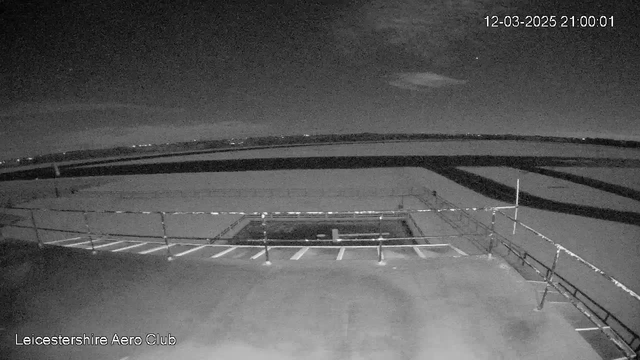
[
  {"x1": 174, "y1": 245, "x2": 207, "y2": 257},
  {"x1": 337, "y1": 247, "x2": 345, "y2": 261},
  {"x1": 251, "y1": 249, "x2": 266, "y2": 260},
  {"x1": 45, "y1": 237, "x2": 83, "y2": 244},
  {"x1": 449, "y1": 245, "x2": 468, "y2": 256},
  {"x1": 139, "y1": 244, "x2": 174, "y2": 254},
  {"x1": 112, "y1": 242, "x2": 148, "y2": 252},
  {"x1": 211, "y1": 246, "x2": 237, "y2": 258},
  {"x1": 413, "y1": 246, "x2": 426, "y2": 259},
  {"x1": 291, "y1": 247, "x2": 309, "y2": 260},
  {"x1": 63, "y1": 240, "x2": 94, "y2": 247},
  {"x1": 93, "y1": 241, "x2": 124, "y2": 249},
  {"x1": 575, "y1": 327, "x2": 610, "y2": 332},
  {"x1": 548, "y1": 300, "x2": 570, "y2": 304}
]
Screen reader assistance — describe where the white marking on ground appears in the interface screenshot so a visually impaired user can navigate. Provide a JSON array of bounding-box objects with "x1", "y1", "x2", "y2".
[
  {"x1": 211, "y1": 246, "x2": 236, "y2": 258},
  {"x1": 139, "y1": 244, "x2": 174, "y2": 254},
  {"x1": 413, "y1": 246, "x2": 426, "y2": 259},
  {"x1": 45, "y1": 236, "x2": 82, "y2": 244},
  {"x1": 251, "y1": 249, "x2": 266, "y2": 259},
  {"x1": 291, "y1": 247, "x2": 309, "y2": 260},
  {"x1": 112, "y1": 242, "x2": 147, "y2": 252},
  {"x1": 63, "y1": 240, "x2": 94, "y2": 247},
  {"x1": 449, "y1": 245, "x2": 468, "y2": 256},
  {"x1": 93, "y1": 240, "x2": 125, "y2": 249},
  {"x1": 337, "y1": 247, "x2": 345, "y2": 261},
  {"x1": 173, "y1": 245, "x2": 207, "y2": 257}
]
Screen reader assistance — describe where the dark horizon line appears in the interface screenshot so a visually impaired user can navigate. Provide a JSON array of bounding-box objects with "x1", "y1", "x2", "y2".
[{"x1": 3, "y1": 132, "x2": 639, "y2": 166}]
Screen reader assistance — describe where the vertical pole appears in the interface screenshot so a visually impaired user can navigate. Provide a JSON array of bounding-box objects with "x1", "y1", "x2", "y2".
[
  {"x1": 377, "y1": 214, "x2": 385, "y2": 265},
  {"x1": 53, "y1": 163, "x2": 60, "y2": 198},
  {"x1": 83, "y1": 211, "x2": 96, "y2": 254},
  {"x1": 537, "y1": 247, "x2": 561, "y2": 311},
  {"x1": 513, "y1": 178, "x2": 520, "y2": 235},
  {"x1": 488, "y1": 210, "x2": 496, "y2": 257},
  {"x1": 160, "y1": 212, "x2": 173, "y2": 261},
  {"x1": 262, "y1": 212, "x2": 271, "y2": 265},
  {"x1": 432, "y1": 190, "x2": 438, "y2": 208},
  {"x1": 30, "y1": 209, "x2": 44, "y2": 249}
]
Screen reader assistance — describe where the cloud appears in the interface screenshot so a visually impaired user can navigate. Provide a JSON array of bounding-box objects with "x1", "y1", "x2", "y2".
[
  {"x1": 388, "y1": 72, "x2": 467, "y2": 90},
  {"x1": 0, "y1": 102, "x2": 185, "y2": 118}
]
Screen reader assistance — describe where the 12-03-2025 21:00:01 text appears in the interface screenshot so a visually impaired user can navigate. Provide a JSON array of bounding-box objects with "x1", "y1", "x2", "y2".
[{"x1": 485, "y1": 15, "x2": 614, "y2": 28}]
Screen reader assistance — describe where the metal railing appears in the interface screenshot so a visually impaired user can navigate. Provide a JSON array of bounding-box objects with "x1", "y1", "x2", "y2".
[
  {"x1": 414, "y1": 188, "x2": 639, "y2": 359},
  {"x1": 2, "y1": 194, "x2": 638, "y2": 358},
  {"x1": 76, "y1": 186, "x2": 431, "y2": 199},
  {"x1": 1, "y1": 205, "x2": 508, "y2": 263},
  {"x1": 494, "y1": 210, "x2": 640, "y2": 358}
]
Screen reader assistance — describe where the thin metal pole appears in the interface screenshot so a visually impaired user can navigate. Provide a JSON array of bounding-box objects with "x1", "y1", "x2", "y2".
[
  {"x1": 262, "y1": 213, "x2": 271, "y2": 265},
  {"x1": 30, "y1": 209, "x2": 44, "y2": 249},
  {"x1": 488, "y1": 211, "x2": 496, "y2": 257},
  {"x1": 513, "y1": 178, "x2": 520, "y2": 235},
  {"x1": 83, "y1": 211, "x2": 96, "y2": 254},
  {"x1": 537, "y1": 247, "x2": 561, "y2": 311},
  {"x1": 160, "y1": 212, "x2": 173, "y2": 261},
  {"x1": 53, "y1": 163, "x2": 60, "y2": 198},
  {"x1": 377, "y1": 214, "x2": 385, "y2": 265}
]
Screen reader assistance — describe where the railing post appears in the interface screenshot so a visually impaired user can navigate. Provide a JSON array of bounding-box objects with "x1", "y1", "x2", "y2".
[
  {"x1": 377, "y1": 214, "x2": 385, "y2": 265},
  {"x1": 82, "y1": 211, "x2": 97, "y2": 254},
  {"x1": 262, "y1": 212, "x2": 271, "y2": 265},
  {"x1": 30, "y1": 209, "x2": 44, "y2": 249},
  {"x1": 160, "y1": 212, "x2": 173, "y2": 261},
  {"x1": 488, "y1": 210, "x2": 496, "y2": 257},
  {"x1": 537, "y1": 247, "x2": 561, "y2": 311}
]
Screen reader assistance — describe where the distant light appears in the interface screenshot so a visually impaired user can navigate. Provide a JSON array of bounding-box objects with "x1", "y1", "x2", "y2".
[
  {"x1": 303, "y1": 134, "x2": 310, "y2": 137},
  {"x1": 582, "y1": 137, "x2": 586, "y2": 140},
  {"x1": 27, "y1": 157, "x2": 33, "y2": 160},
  {"x1": 132, "y1": 145, "x2": 137, "y2": 148},
  {"x1": 16, "y1": 159, "x2": 20, "y2": 162}
]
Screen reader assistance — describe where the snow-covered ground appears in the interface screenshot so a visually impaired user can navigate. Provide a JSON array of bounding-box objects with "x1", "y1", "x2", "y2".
[
  {"x1": 460, "y1": 166, "x2": 640, "y2": 212},
  {"x1": 542, "y1": 167, "x2": 640, "y2": 192}
]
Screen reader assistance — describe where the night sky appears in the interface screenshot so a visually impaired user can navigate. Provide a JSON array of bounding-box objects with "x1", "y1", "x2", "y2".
[{"x1": 1, "y1": 0, "x2": 638, "y2": 159}]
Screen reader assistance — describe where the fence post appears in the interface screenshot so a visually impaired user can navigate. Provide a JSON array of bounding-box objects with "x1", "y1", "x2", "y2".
[
  {"x1": 377, "y1": 214, "x2": 385, "y2": 265},
  {"x1": 537, "y1": 247, "x2": 561, "y2": 311},
  {"x1": 82, "y1": 211, "x2": 97, "y2": 254},
  {"x1": 160, "y1": 212, "x2": 173, "y2": 261},
  {"x1": 30, "y1": 209, "x2": 44, "y2": 249},
  {"x1": 488, "y1": 210, "x2": 496, "y2": 257},
  {"x1": 262, "y1": 212, "x2": 271, "y2": 265},
  {"x1": 513, "y1": 178, "x2": 520, "y2": 235}
]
